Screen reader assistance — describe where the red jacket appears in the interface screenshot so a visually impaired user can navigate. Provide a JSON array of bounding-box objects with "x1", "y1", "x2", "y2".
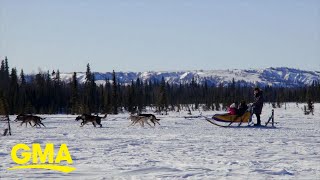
[{"x1": 228, "y1": 107, "x2": 237, "y2": 115}]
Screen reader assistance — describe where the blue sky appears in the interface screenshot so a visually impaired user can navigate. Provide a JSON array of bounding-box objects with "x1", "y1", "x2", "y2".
[{"x1": 0, "y1": 0, "x2": 319, "y2": 73}]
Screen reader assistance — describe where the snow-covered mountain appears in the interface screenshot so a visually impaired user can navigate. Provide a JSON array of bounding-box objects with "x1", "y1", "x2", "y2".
[{"x1": 58, "y1": 67, "x2": 319, "y2": 87}]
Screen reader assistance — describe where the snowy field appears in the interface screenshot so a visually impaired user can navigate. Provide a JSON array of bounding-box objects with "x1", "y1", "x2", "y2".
[{"x1": 0, "y1": 103, "x2": 319, "y2": 179}]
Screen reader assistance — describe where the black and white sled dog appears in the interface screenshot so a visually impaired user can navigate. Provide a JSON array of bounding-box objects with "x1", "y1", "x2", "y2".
[
  {"x1": 75, "y1": 114, "x2": 107, "y2": 127},
  {"x1": 129, "y1": 113, "x2": 160, "y2": 127},
  {"x1": 15, "y1": 114, "x2": 46, "y2": 127}
]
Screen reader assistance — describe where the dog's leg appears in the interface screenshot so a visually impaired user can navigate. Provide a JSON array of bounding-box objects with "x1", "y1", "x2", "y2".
[
  {"x1": 128, "y1": 121, "x2": 135, "y2": 127},
  {"x1": 95, "y1": 118, "x2": 102, "y2": 128},
  {"x1": 140, "y1": 120, "x2": 144, "y2": 127},
  {"x1": 150, "y1": 120, "x2": 156, "y2": 126},
  {"x1": 81, "y1": 121, "x2": 88, "y2": 127},
  {"x1": 130, "y1": 120, "x2": 136, "y2": 126},
  {"x1": 96, "y1": 119, "x2": 102, "y2": 127},
  {"x1": 130, "y1": 118, "x2": 139, "y2": 127},
  {"x1": 135, "y1": 120, "x2": 140, "y2": 126},
  {"x1": 32, "y1": 120, "x2": 39, "y2": 127},
  {"x1": 39, "y1": 122, "x2": 46, "y2": 127},
  {"x1": 146, "y1": 120, "x2": 153, "y2": 128}
]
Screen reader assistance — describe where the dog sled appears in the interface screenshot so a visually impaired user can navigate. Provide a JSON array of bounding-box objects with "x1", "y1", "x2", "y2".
[{"x1": 203, "y1": 106, "x2": 276, "y2": 128}]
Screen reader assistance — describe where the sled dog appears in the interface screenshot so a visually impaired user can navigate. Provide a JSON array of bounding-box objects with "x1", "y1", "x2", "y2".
[
  {"x1": 75, "y1": 114, "x2": 106, "y2": 127},
  {"x1": 129, "y1": 114, "x2": 160, "y2": 127},
  {"x1": 15, "y1": 114, "x2": 46, "y2": 127},
  {"x1": 129, "y1": 115, "x2": 152, "y2": 127},
  {"x1": 138, "y1": 114, "x2": 160, "y2": 126}
]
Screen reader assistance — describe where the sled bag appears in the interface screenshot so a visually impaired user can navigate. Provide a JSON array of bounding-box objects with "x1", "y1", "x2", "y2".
[{"x1": 212, "y1": 112, "x2": 251, "y2": 123}]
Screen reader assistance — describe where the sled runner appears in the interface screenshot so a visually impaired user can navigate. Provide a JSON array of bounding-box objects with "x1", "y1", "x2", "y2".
[{"x1": 203, "y1": 107, "x2": 276, "y2": 128}]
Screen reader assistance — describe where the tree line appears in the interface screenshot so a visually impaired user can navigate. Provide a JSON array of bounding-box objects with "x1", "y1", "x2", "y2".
[{"x1": 0, "y1": 57, "x2": 319, "y2": 115}]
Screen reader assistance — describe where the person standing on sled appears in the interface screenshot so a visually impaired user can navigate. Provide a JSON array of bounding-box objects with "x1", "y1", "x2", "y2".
[{"x1": 252, "y1": 88, "x2": 264, "y2": 126}]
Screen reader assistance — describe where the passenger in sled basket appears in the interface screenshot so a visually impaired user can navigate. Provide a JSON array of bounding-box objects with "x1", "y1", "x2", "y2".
[
  {"x1": 228, "y1": 102, "x2": 238, "y2": 115},
  {"x1": 237, "y1": 101, "x2": 248, "y2": 116}
]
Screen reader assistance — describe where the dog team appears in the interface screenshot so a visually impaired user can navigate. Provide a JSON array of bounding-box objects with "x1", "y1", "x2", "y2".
[{"x1": 13, "y1": 113, "x2": 160, "y2": 128}]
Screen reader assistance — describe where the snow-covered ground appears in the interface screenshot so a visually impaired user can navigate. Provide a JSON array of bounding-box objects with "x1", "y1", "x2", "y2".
[{"x1": 0, "y1": 103, "x2": 319, "y2": 179}]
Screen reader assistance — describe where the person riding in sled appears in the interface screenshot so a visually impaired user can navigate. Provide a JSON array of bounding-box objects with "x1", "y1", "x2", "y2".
[
  {"x1": 228, "y1": 102, "x2": 238, "y2": 115},
  {"x1": 252, "y1": 87, "x2": 264, "y2": 126},
  {"x1": 237, "y1": 101, "x2": 248, "y2": 116}
]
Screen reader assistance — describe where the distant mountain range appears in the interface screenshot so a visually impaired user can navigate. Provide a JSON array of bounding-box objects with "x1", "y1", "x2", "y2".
[{"x1": 57, "y1": 67, "x2": 319, "y2": 87}]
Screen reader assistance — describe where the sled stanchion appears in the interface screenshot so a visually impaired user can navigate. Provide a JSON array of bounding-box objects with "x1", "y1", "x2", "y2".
[
  {"x1": 7, "y1": 115, "x2": 11, "y2": 136},
  {"x1": 1, "y1": 115, "x2": 11, "y2": 136},
  {"x1": 265, "y1": 109, "x2": 275, "y2": 127},
  {"x1": 272, "y1": 109, "x2": 274, "y2": 127}
]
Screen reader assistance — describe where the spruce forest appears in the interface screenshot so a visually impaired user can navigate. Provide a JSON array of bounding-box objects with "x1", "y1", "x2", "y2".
[{"x1": 0, "y1": 57, "x2": 319, "y2": 115}]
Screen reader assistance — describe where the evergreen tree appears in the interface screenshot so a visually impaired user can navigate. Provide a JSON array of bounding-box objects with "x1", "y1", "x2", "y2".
[
  {"x1": 4, "y1": 56, "x2": 9, "y2": 77},
  {"x1": 8, "y1": 68, "x2": 19, "y2": 114},
  {"x1": 104, "y1": 78, "x2": 112, "y2": 113},
  {"x1": 0, "y1": 93, "x2": 8, "y2": 115},
  {"x1": 20, "y1": 70, "x2": 26, "y2": 85},
  {"x1": 85, "y1": 63, "x2": 92, "y2": 82},
  {"x1": 84, "y1": 63, "x2": 95, "y2": 113},
  {"x1": 18, "y1": 69, "x2": 27, "y2": 113},
  {"x1": 70, "y1": 72, "x2": 79, "y2": 114},
  {"x1": 0, "y1": 60, "x2": 4, "y2": 91},
  {"x1": 127, "y1": 80, "x2": 135, "y2": 113},
  {"x1": 157, "y1": 77, "x2": 168, "y2": 114},
  {"x1": 112, "y1": 70, "x2": 118, "y2": 114}
]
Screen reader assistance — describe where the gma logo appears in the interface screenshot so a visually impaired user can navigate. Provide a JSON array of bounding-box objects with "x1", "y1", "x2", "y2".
[{"x1": 8, "y1": 143, "x2": 76, "y2": 173}]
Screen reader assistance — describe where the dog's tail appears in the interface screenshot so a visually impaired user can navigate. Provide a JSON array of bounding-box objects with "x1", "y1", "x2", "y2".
[
  {"x1": 102, "y1": 114, "x2": 107, "y2": 119},
  {"x1": 40, "y1": 117, "x2": 46, "y2": 120}
]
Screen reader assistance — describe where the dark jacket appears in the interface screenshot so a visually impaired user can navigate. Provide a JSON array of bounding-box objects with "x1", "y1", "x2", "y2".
[
  {"x1": 237, "y1": 104, "x2": 248, "y2": 116},
  {"x1": 253, "y1": 91, "x2": 264, "y2": 114}
]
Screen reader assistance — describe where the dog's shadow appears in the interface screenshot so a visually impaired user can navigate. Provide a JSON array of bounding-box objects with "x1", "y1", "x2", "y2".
[
  {"x1": 99, "y1": 126, "x2": 109, "y2": 129},
  {"x1": 79, "y1": 126, "x2": 109, "y2": 129},
  {"x1": 34, "y1": 127, "x2": 56, "y2": 129}
]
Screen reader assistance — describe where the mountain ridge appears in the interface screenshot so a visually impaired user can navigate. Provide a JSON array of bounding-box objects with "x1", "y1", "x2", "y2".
[{"x1": 54, "y1": 67, "x2": 320, "y2": 87}]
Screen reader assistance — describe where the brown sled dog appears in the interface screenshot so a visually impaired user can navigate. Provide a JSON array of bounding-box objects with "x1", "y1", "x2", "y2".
[
  {"x1": 15, "y1": 114, "x2": 46, "y2": 127},
  {"x1": 129, "y1": 115, "x2": 152, "y2": 127},
  {"x1": 75, "y1": 114, "x2": 107, "y2": 127},
  {"x1": 129, "y1": 114, "x2": 160, "y2": 127}
]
